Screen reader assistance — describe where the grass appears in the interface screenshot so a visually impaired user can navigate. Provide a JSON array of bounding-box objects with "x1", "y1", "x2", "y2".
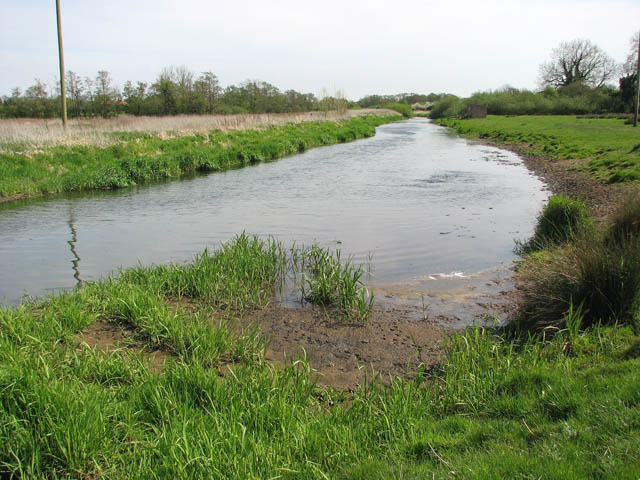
[
  {"x1": 1, "y1": 255, "x2": 638, "y2": 478},
  {"x1": 294, "y1": 245, "x2": 374, "y2": 323},
  {"x1": 517, "y1": 194, "x2": 592, "y2": 252},
  {"x1": 0, "y1": 113, "x2": 402, "y2": 201},
  {"x1": 437, "y1": 115, "x2": 640, "y2": 183},
  {"x1": 515, "y1": 194, "x2": 640, "y2": 331}
]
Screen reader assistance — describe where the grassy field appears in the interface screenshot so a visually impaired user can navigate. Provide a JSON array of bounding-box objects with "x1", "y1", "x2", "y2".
[
  {"x1": 0, "y1": 113, "x2": 401, "y2": 201},
  {"x1": 437, "y1": 115, "x2": 640, "y2": 183},
  {"x1": 1, "y1": 234, "x2": 638, "y2": 479}
]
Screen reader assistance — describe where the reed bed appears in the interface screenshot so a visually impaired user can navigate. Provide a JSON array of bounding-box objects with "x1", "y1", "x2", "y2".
[{"x1": 0, "y1": 109, "x2": 394, "y2": 151}]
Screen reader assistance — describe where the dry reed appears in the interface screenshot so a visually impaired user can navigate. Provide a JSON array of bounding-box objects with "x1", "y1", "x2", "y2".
[{"x1": 0, "y1": 109, "x2": 395, "y2": 151}]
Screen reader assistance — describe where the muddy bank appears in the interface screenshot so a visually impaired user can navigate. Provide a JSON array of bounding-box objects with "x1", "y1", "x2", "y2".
[{"x1": 239, "y1": 303, "x2": 446, "y2": 391}]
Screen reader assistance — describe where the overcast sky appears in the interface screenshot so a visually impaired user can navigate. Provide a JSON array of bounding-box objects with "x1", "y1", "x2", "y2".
[{"x1": 2, "y1": 0, "x2": 639, "y2": 100}]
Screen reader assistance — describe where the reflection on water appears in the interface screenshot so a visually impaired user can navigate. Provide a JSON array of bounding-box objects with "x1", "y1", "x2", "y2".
[
  {"x1": 67, "y1": 207, "x2": 82, "y2": 286},
  {"x1": 0, "y1": 119, "x2": 549, "y2": 305}
]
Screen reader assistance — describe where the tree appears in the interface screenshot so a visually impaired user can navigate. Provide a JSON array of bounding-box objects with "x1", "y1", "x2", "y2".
[
  {"x1": 539, "y1": 39, "x2": 617, "y2": 88},
  {"x1": 65, "y1": 70, "x2": 84, "y2": 117},
  {"x1": 95, "y1": 70, "x2": 119, "y2": 117},
  {"x1": 622, "y1": 31, "x2": 640, "y2": 76},
  {"x1": 194, "y1": 72, "x2": 221, "y2": 113}
]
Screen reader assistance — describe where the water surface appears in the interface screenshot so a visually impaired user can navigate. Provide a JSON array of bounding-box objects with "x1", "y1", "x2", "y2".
[{"x1": 0, "y1": 119, "x2": 548, "y2": 305}]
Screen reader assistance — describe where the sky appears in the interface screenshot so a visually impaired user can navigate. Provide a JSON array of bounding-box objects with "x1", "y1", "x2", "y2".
[{"x1": 1, "y1": 0, "x2": 639, "y2": 100}]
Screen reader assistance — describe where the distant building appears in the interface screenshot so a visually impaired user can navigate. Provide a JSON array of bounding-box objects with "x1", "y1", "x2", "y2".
[{"x1": 466, "y1": 104, "x2": 487, "y2": 118}]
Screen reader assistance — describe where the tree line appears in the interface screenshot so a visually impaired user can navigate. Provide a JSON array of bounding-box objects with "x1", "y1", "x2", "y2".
[{"x1": 0, "y1": 66, "x2": 348, "y2": 119}]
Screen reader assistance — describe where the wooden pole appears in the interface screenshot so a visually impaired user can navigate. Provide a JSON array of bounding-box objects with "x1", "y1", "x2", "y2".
[
  {"x1": 56, "y1": 0, "x2": 67, "y2": 129},
  {"x1": 635, "y1": 31, "x2": 640, "y2": 127}
]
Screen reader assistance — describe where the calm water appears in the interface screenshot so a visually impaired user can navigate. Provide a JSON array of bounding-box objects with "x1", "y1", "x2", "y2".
[{"x1": 0, "y1": 119, "x2": 548, "y2": 305}]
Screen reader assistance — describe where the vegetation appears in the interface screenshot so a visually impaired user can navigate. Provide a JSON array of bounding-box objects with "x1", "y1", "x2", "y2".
[
  {"x1": 518, "y1": 195, "x2": 592, "y2": 252},
  {"x1": 515, "y1": 193, "x2": 640, "y2": 332},
  {"x1": 1, "y1": 67, "x2": 322, "y2": 119},
  {"x1": 429, "y1": 85, "x2": 624, "y2": 118},
  {"x1": 356, "y1": 93, "x2": 448, "y2": 108},
  {"x1": 295, "y1": 246, "x2": 374, "y2": 323},
  {"x1": 1, "y1": 232, "x2": 638, "y2": 478},
  {"x1": 374, "y1": 103, "x2": 414, "y2": 118},
  {"x1": 437, "y1": 115, "x2": 640, "y2": 183},
  {"x1": 0, "y1": 114, "x2": 401, "y2": 201}
]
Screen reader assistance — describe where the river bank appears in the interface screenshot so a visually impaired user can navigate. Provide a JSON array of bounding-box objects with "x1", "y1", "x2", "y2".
[{"x1": 0, "y1": 113, "x2": 401, "y2": 203}]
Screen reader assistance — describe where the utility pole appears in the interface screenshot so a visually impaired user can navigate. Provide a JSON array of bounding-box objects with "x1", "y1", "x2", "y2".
[
  {"x1": 635, "y1": 30, "x2": 640, "y2": 127},
  {"x1": 56, "y1": 0, "x2": 68, "y2": 129}
]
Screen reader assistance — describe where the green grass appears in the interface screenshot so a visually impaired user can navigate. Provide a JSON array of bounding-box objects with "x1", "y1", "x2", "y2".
[
  {"x1": 518, "y1": 194, "x2": 592, "y2": 252},
  {"x1": 0, "y1": 115, "x2": 402, "y2": 200},
  {"x1": 294, "y1": 245, "x2": 374, "y2": 323},
  {"x1": 1, "y1": 235, "x2": 639, "y2": 478},
  {"x1": 438, "y1": 115, "x2": 640, "y2": 183}
]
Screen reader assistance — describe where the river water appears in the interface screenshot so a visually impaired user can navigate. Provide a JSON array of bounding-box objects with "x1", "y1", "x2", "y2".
[{"x1": 0, "y1": 118, "x2": 548, "y2": 307}]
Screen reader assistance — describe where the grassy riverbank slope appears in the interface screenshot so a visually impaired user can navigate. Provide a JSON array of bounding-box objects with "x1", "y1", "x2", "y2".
[
  {"x1": 437, "y1": 115, "x2": 640, "y2": 184},
  {"x1": 0, "y1": 114, "x2": 401, "y2": 202},
  {"x1": 1, "y1": 235, "x2": 638, "y2": 479}
]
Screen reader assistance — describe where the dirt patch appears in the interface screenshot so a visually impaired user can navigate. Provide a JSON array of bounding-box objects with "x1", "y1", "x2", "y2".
[
  {"x1": 238, "y1": 303, "x2": 446, "y2": 391},
  {"x1": 76, "y1": 320, "x2": 171, "y2": 372}
]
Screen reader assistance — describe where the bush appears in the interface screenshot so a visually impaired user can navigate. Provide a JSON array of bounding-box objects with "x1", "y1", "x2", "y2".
[
  {"x1": 520, "y1": 195, "x2": 591, "y2": 252},
  {"x1": 429, "y1": 96, "x2": 464, "y2": 119}
]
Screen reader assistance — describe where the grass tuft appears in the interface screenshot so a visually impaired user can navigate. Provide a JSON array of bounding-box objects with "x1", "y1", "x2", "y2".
[{"x1": 518, "y1": 194, "x2": 592, "y2": 252}]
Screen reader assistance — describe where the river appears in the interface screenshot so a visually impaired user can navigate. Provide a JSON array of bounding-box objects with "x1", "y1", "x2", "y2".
[{"x1": 0, "y1": 118, "x2": 548, "y2": 308}]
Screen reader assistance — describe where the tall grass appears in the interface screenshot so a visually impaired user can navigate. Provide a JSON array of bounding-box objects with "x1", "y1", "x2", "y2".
[
  {"x1": 516, "y1": 194, "x2": 640, "y2": 331},
  {"x1": 0, "y1": 109, "x2": 396, "y2": 150},
  {"x1": 294, "y1": 245, "x2": 374, "y2": 323}
]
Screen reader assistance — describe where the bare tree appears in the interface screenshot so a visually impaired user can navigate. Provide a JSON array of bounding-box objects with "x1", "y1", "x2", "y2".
[
  {"x1": 539, "y1": 39, "x2": 618, "y2": 88},
  {"x1": 95, "y1": 70, "x2": 119, "y2": 117},
  {"x1": 65, "y1": 70, "x2": 84, "y2": 117},
  {"x1": 622, "y1": 31, "x2": 640, "y2": 76}
]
